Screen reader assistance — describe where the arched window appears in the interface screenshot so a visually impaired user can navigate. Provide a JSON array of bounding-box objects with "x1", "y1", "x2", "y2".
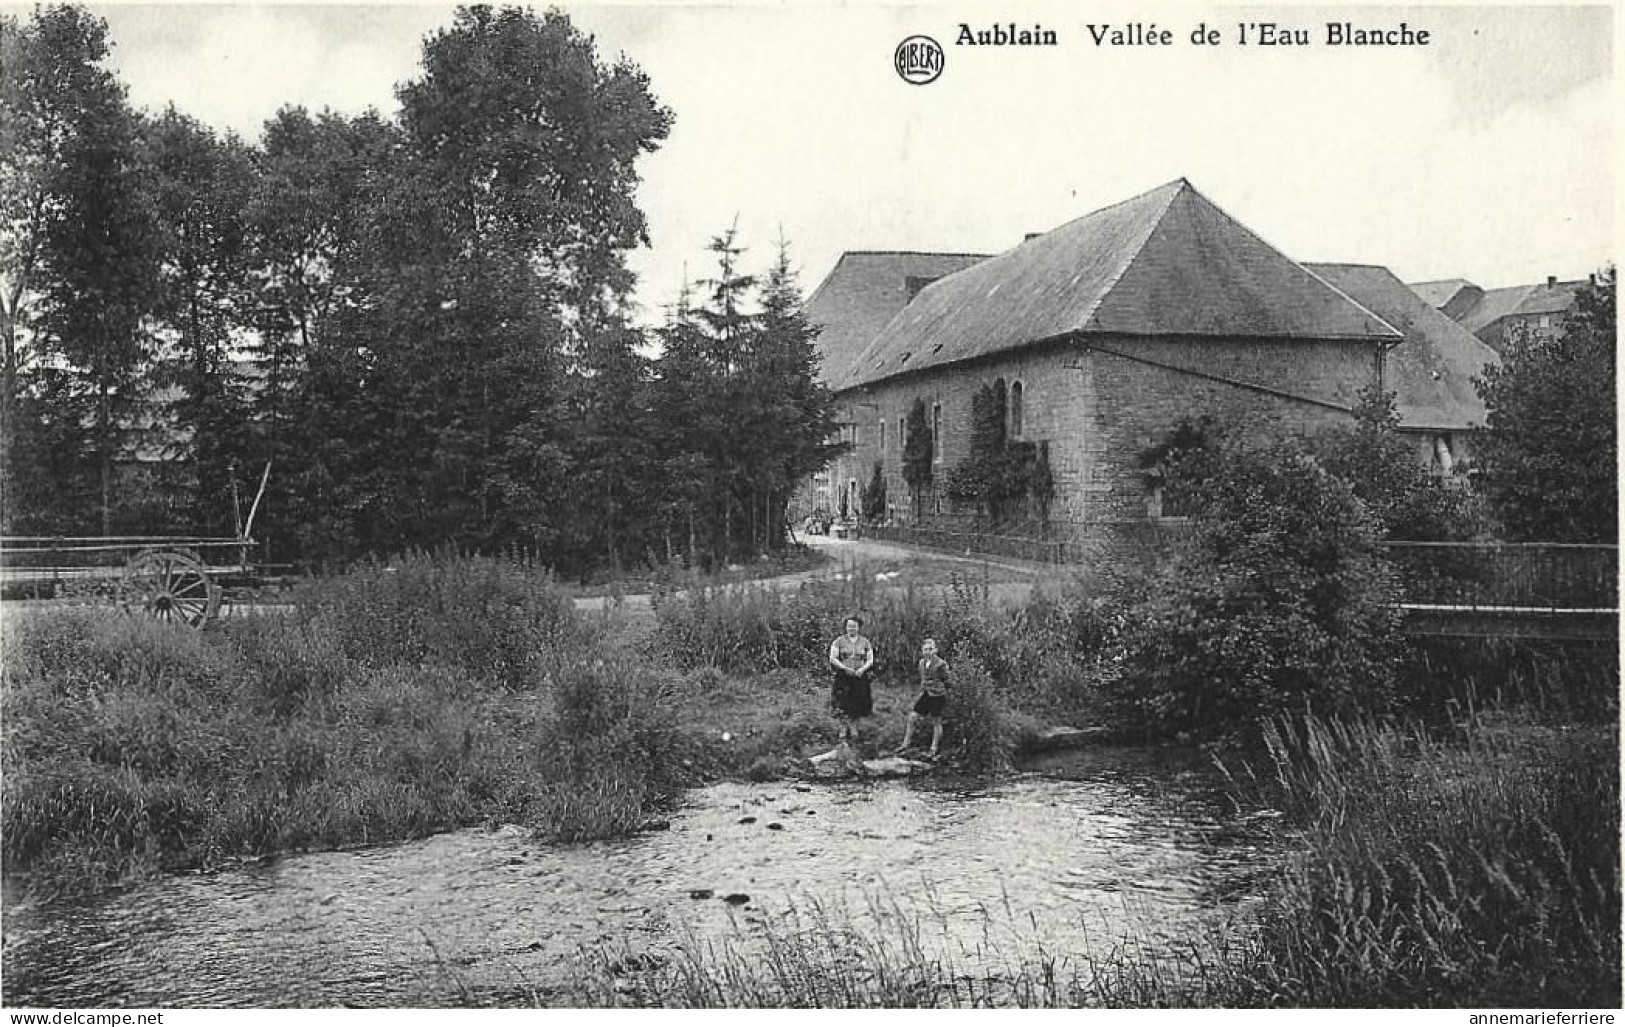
[
  {"x1": 932, "y1": 402, "x2": 943, "y2": 463},
  {"x1": 1010, "y1": 381, "x2": 1024, "y2": 439}
]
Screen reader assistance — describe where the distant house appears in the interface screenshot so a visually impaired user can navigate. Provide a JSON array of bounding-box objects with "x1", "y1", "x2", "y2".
[
  {"x1": 799, "y1": 179, "x2": 1498, "y2": 535},
  {"x1": 1307, "y1": 263, "x2": 1500, "y2": 475},
  {"x1": 1408, "y1": 279, "x2": 1484, "y2": 322},
  {"x1": 1410, "y1": 275, "x2": 1586, "y2": 354},
  {"x1": 801, "y1": 251, "x2": 988, "y2": 519}
]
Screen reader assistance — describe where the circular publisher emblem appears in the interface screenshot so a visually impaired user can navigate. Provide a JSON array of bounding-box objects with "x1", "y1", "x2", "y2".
[{"x1": 894, "y1": 35, "x2": 944, "y2": 85}]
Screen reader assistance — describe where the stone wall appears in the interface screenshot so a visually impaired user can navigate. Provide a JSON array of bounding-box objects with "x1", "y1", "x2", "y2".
[{"x1": 834, "y1": 333, "x2": 1382, "y2": 525}]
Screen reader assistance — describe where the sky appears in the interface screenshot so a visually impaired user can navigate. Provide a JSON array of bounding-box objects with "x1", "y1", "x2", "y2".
[{"x1": 61, "y1": 2, "x2": 1619, "y2": 323}]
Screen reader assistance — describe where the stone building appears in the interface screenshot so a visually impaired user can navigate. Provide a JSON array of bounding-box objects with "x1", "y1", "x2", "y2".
[
  {"x1": 1410, "y1": 275, "x2": 1586, "y2": 354},
  {"x1": 802, "y1": 250, "x2": 988, "y2": 520},
  {"x1": 801, "y1": 179, "x2": 1498, "y2": 533}
]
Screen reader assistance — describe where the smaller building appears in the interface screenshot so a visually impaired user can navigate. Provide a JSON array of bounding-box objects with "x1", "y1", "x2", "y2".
[
  {"x1": 1308, "y1": 263, "x2": 1501, "y2": 475},
  {"x1": 800, "y1": 251, "x2": 989, "y2": 520},
  {"x1": 1409, "y1": 275, "x2": 1586, "y2": 354}
]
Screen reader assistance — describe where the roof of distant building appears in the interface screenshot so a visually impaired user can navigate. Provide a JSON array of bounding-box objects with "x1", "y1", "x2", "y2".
[
  {"x1": 1409, "y1": 278, "x2": 1478, "y2": 309},
  {"x1": 1308, "y1": 263, "x2": 1500, "y2": 431},
  {"x1": 838, "y1": 178, "x2": 1400, "y2": 391},
  {"x1": 803, "y1": 251, "x2": 990, "y2": 387},
  {"x1": 1458, "y1": 279, "x2": 1586, "y2": 334}
]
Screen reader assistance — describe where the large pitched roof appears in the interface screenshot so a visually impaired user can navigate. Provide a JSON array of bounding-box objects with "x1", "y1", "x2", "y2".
[
  {"x1": 803, "y1": 251, "x2": 990, "y2": 386},
  {"x1": 838, "y1": 179, "x2": 1400, "y2": 390},
  {"x1": 1308, "y1": 263, "x2": 1500, "y2": 431}
]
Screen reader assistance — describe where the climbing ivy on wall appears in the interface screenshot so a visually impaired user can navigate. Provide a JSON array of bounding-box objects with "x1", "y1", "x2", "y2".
[{"x1": 946, "y1": 378, "x2": 1055, "y2": 523}]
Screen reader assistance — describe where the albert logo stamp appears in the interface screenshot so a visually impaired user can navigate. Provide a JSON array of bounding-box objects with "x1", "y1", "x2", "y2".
[{"x1": 894, "y1": 35, "x2": 944, "y2": 84}]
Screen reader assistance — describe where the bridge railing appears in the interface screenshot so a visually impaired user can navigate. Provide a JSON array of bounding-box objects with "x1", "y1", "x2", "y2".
[
  {"x1": 1380, "y1": 542, "x2": 1618, "y2": 610},
  {"x1": 858, "y1": 522, "x2": 1617, "y2": 612}
]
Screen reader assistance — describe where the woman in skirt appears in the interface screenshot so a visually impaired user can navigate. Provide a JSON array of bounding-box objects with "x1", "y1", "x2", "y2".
[{"x1": 828, "y1": 615, "x2": 875, "y2": 744}]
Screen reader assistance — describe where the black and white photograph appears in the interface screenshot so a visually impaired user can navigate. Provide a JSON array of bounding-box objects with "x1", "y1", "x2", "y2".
[{"x1": 0, "y1": 0, "x2": 1617, "y2": 1013}]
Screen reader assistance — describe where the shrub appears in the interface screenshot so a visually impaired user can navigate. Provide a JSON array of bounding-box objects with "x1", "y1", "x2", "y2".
[
  {"x1": 938, "y1": 656, "x2": 1017, "y2": 773},
  {"x1": 1105, "y1": 436, "x2": 1403, "y2": 737},
  {"x1": 295, "y1": 552, "x2": 576, "y2": 687},
  {"x1": 530, "y1": 654, "x2": 698, "y2": 843}
]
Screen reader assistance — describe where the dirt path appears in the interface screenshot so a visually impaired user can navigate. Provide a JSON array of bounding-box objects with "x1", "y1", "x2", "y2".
[{"x1": 573, "y1": 534, "x2": 1060, "y2": 629}]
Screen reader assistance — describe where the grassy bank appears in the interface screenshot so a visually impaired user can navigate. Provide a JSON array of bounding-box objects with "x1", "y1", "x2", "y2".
[
  {"x1": 573, "y1": 713, "x2": 1620, "y2": 1008},
  {"x1": 5, "y1": 553, "x2": 1617, "y2": 1006},
  {"x1": 1, "y1": 556, "x2": 709, "y2": 896},
  {"x1": 0, "y1": 553, "x2": 1059, "y2": 895}
]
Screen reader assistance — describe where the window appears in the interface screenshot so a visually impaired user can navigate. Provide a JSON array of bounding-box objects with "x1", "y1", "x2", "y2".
[
  {"x1": 879, "y1": 419, "x2": 886, "y2": 452},
  {"x1": 932, "y1": 402, "x2": 943, "y2": 463},
  {"x1": 1010, "y1": 381, "x2": 1024, "y2": 439}
]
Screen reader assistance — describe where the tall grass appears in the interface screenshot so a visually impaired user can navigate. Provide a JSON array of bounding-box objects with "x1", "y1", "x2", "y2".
[
  {"x1": 572, "y1": 890, "x2": 1249, "y2": 1008},
  {"x1": 1219, "y1": 713, "x2": 1620, "y2": 1006},
  {"x1": 1, "y1": 555, "x2": 690, "y2": 896},
  {"x1": 650, "y1": 567, "x2": 1112, "y2": 722}
]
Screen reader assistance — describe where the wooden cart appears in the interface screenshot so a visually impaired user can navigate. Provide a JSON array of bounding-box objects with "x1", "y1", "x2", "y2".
[{"x1": 0, "y1": 466, "x2": 271, "y2": 629}]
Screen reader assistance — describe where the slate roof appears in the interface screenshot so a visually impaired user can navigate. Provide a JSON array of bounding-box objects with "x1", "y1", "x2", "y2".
[
  {"x1": 1409, "y1": 278, "x2": 1477, "y2": 309},
  {"x1": 1458, "y1": 280, "x2": 1585, "y2": 335},
  {"x1": 838, "y1": 179, "x2": 1401, "y2": 391},
  {"x1": 803, "y1": 251, "x2": 990, "y2": 387},
  {"x1": 1308, "y1": 263, "x2": 1500, "y2": 431}
]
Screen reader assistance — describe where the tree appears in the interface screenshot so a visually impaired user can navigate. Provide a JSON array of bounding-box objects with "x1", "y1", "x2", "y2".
[
  {"x1": 244, "y1": 107, "x2": 398, "y2": 562},
  {"x1": 647, "y1": 231, "x2": 839, "y2": 567},
  {"x1": 863, "y1": 461, "x2": 887, "y2": 524},
  {"x1": 901, "y1": 398, "x2": 934, "y2": 518},
  {"x1": 1473, "y1": 267, "x2": 1617, "y2": 542},
  {"x1": 1106, "y1": 434, "x2": 1403, "y2": 737},
  {"x1": 748, "y1": 239, "x2": 841, "y2": 549},
  {"x1": 265, "y1": 4, "x2": 672, "y2": 565},
  {"x1": 1314, "y1": 385, "x2": 1483, "y2": 541},
  {"x1": 1, "y1": 6, "x2": 159, "y2": 533},
  {"x1": 143, "y1": 106, "x2": 257, "y2": 535}
]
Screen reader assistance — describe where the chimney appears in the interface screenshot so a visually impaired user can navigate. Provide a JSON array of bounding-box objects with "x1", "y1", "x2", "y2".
[{"x1": 1547, "y1": 275, "x2": 1557, "y2": 288}]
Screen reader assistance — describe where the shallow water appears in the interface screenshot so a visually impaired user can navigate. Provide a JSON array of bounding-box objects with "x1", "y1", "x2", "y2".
[{"x1": 2, "y1": 747, "x2": 1275, "y2": 1007}]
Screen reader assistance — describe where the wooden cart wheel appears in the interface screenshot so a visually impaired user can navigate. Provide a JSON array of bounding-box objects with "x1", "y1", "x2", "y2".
[{"x1": 122, "y1": 549, "x2": 221, "y2": 628}]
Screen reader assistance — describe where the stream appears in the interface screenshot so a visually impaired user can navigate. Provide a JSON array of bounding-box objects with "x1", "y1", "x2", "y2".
[{"x1": 2, "y1": 746, "x2": 1277, "y2": 1007}]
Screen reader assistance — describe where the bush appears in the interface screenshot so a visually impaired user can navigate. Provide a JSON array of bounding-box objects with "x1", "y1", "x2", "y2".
[
  {"x1": 0, "y1": 557, "x2": 647, "y2": 895},
  {"x1": 1104, "y1": 436, "x2": 1403, "y2": 738},
  {"x1": 295, "y1": 552, "x2": 576, "y2": 687},
  {"x1": 938, "y1": 656, "x2": 1017, "y2": 773},
  {"x1": 530, "y1": 653, "x2": 698, "y2": 843}
]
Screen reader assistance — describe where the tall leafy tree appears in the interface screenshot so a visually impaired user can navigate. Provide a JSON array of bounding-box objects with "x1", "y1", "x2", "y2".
[
  {"x1": 143, "y1": 106, "x2": 257, "y2": 534},
  {"x1": 244, "y1": 107, "x2": 398, "y2": 561},
  {"x1": 266, "y1": 4, "x2": 671, "y2": 563},
  {"x1": 1473, "y1": 267, "x2": 1617, "y2": 542},
  {"x1": 1, "y1": 6, "x2": 158, "y2": 533}
]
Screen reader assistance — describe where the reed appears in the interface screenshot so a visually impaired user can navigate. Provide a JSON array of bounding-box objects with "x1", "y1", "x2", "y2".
[
  {"x1": 572, "y1": 890, "x2": 1249, "y2": 1008},
  {"x1": 1218, "y1": 712, "x2": 1620, "y2": 1006}
]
